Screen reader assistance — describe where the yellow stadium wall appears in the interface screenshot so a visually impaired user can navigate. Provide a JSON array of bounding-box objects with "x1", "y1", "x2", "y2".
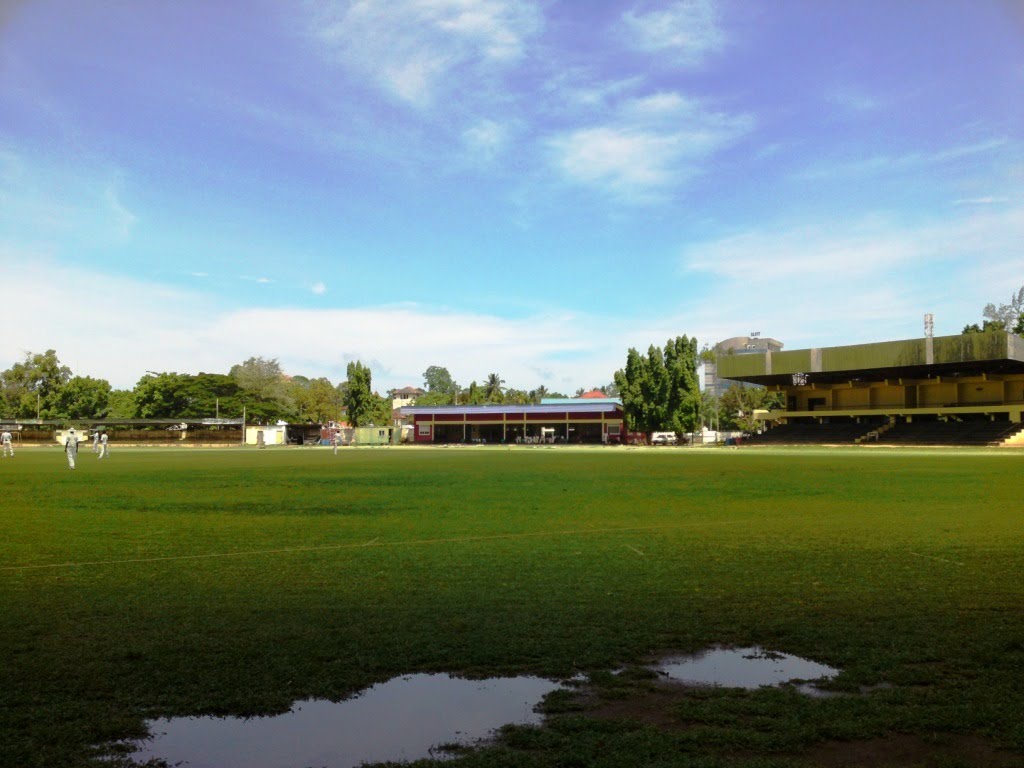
[
  {"x1": 919, "y1": 382, "x2": 958, "y2": 407},
  {"x1": 792, "y1": 389, "x2": 833, "y2": 410},
  {"x1": 957, "y1": 381, "x2": 1003, "y2": 404},
  {"x1": 834, "y1": 387, "x2": 870, "y2": 409},
  {"x1": 1004, "y1": 378, "x2": 1024, "y2": 402},
  {"x1": 870, "y1": 385, "x2": 905, "y2": 407}
]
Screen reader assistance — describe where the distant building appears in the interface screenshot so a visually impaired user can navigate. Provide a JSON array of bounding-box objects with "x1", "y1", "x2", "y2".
[
  {"x1": 390, "y1": 386, "x2": 426, "y2": 410},
  {"x1": 401, "y1": 398, "x2": 626, "y2": 444},
  {"x1": 705, "y1": 335, "x2": 784, "y2": 397}
]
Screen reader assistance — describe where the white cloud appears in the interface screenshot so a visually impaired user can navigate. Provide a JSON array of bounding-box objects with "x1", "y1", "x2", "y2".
[
  {"x1": 952, "y1": 196, "x2": 1010, "y2": 206},
  {"x1": 311, "y1": 0, "x2": 542, "y2": 107},
  {"x1": 684, "y1": 207, "x2": 1024, "y2": 280},
  {"x1": 103, "y1": 185, "x2": 137, "y2": 239},
  {"x1": 311, "y1": 281, "x2": 327, "y2": 295},
  {"x1": 622, "y1": 0, "x2": 726, "y2": 66},
  {"x1": 679, "y1": 204, "x2": 1024, "y2": 345},
  {"x1": 0, "y1": 248, "x2": 632, "y2": 392},
  {"x1": 550, "y1": 127, "x2": 687, "y2": 193},
  {"x1": 462, "y1": 118, "x2": 509, "y2": 159},
  {"x1": 547, "y1": 92, "x2": 752, "y2": 200},
  {"x1": 797, "y1": 138, "x2": 1011, "y2": 181},
  {"x1": 825, "y1": 87, "x2": 882, "y2": 115}
]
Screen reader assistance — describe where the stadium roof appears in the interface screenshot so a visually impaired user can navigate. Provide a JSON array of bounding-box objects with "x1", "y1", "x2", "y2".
[
  {"x1": 540, "y1": 397, "x2": 622, "y2": 406},
  {"x1": 401, "y1": 403, "x2": 621, "y2": 416},
  {"x1": 718, "y1": 330, "x2": 1024, "y2": 386}
]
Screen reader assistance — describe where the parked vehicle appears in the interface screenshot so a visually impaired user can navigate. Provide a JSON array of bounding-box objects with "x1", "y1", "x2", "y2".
[{"x1": 651, "y1": 432, "x2": 678, "y2": 445}]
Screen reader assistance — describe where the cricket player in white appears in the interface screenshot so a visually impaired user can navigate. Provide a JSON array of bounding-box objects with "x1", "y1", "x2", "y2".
[
  {"x1": 1, "y1": 430, "x2": 13, "y2": 457},
  {"x1": 64, "y1": 428, "x2": 80, "y2": 469},
  {"x1": 98, "y1": 432, "x2": 109, "y2": 459},
  {"x1": 92, "y1": 429, "x2": 100, "y2": 453}
]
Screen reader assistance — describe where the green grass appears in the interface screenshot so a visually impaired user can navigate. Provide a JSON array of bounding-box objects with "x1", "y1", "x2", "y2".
[{"x1": 2, "y1": 446, "x2": 1023, "y2": 767}]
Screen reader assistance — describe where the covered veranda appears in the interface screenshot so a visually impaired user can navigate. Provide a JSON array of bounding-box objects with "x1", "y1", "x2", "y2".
[{"x1": 402, "y1": 403, "x2": 624, "y2": 444}]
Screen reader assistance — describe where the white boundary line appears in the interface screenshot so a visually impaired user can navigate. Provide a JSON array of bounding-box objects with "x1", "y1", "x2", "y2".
[
  {"x1": 1, "y1": 521, "x2": 747, "y2": 572},
  {"x1": 908, "y1": 551, "x2": 965, "y2": 567}
]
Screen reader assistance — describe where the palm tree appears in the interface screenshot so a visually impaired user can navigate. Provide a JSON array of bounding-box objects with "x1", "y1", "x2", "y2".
[
  {"x1": 484, "y1": 373, "x2": 505, "y2": 402},
  {"x1": 531, "y1": 384, "x2": 549, "y2": 404}
]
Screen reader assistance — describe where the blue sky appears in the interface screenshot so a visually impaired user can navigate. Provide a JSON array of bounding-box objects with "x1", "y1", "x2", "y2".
[{"x1": 1, "y1": 0, "x2": 1022, "y2": 392}]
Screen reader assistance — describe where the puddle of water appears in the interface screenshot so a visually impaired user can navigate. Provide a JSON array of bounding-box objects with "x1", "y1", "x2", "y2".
[
  {"x1": 655, "y1": 646, "x2": 839, "y2": 691},
  {"x1": 122, "y1": 673, "x2": 562, "y2": 768}
]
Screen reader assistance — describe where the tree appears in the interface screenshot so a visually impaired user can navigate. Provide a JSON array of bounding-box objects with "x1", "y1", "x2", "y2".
[
  {"x1": 342, "y1": 361, "x2": 391, "y2": 426},
  {"x1": 107, "y1": 389, "x2": 136, "y2": 419},
  {"x1": 418, "y1": 366, "x2": 458, "y2": 405},
  {"x1": 983, "y1": 286, "x2": 1024, "y2": 332},
  {"x1": 664, "y1": 335, "x2": 700, "y2": 439},
  {"x1": 964, "y1": 286, "x2": 1024, "y2": 336},
  {"x1": 229, "y1": 357, "x2": 293, "y2": 422},
  {"x1": 0, "y1": 349, "x2": 73, "y2": 418},
  {"x1": 182, "y1": 373, "x2": 243, "y2": 418},
  {"x1": 50, "y1": 376, "x2": 112, "y2": 419},
  {"x1": 132, "y1": 372, "x2": 192, "y2": 418},
  {"x1": 614, "y1": 337, "x2": 701, "y2": 441},
  {"x1": 962, "y1": 320, "x2": 1006, "y2": 334},
  {"x1": 484, "y1": 373, "x2": 505, "y2": 403},
  {"x1": 422, "y1": 366, "x2": 458, "y2": 396},
  {"x1": 294, "y1": 377, "x2": 343, "y2": 423},
  {"x1": 720, "y1": 385, "x2": 783, "y2": 432},
  {"x1": 699, "y1": 390, "x2": 723, "y2": 435},
  {"x1": 133, "y1": 372, "x2": 243, "y2": 419},
  {"x1": 614, "y1": 347, "x2": 651, "y2": 437},
  {"x1": 461, "y1": 381, "x2": 486, "y2": 405},
  {"x1": 503, "y1": 388, "x2": 531, "y2": 405}
]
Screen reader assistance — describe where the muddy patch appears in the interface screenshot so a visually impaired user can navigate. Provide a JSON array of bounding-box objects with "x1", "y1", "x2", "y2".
[
  {"x1": 806, "y1": 733, "x2": 1022, "y2": 767},
  {"x1": 121, "y1": 673, "x2": 563, "y2": 768}
]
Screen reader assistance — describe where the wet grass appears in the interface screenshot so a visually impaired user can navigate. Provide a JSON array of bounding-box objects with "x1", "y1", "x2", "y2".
[{"x1": 1, "y1": 446, "x2": 1023, "y2": 767}]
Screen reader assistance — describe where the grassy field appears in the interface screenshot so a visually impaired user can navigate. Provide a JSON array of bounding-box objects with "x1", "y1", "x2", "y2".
[{"x1": 2, "y1": 445, "x2": 1023, "y2": 767}]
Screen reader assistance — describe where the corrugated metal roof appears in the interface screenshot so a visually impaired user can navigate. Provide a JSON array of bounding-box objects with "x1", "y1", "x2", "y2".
[
  {"x1": 540, "y1": 397, "x2": 622, "y2": 406},
  {"x1": 400, "y1": 403, "x2": 622, "y2": 416}
]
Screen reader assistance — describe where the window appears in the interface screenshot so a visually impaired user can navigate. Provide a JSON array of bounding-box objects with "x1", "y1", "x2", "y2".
[
  {"x1": 607, "y1": 424, "x2": 621, "y2": 435},
  {"x1": 418, "y1": 424, "x2": 431, "y2": 436}
]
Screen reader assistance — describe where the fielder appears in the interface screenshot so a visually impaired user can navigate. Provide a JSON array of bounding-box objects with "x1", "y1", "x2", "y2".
[
  {"x1": 64, "y1": 428, "x2": 80, "y2": 470},
  {"x1": 1, "y1": 429, "x2": 13, "y2": 457},
  {"x1": 98, "y1": 431, "x2": 109, "y2": 459},
  {"x1": 92, "y1": 429, "x2": 100, "y2": 453}
]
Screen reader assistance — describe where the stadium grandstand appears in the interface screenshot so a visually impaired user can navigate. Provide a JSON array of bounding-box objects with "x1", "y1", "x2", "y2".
[{"x1": 718, "y1": 329, "x2": 1024, "y2": 447}]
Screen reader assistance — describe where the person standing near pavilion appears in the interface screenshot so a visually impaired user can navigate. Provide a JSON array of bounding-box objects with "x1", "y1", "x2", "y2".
[
  {"x1": 92, "y1": 429, "x2": 100, "y2": 453},
  {"x1": 64, "y1": 427, "x2": 80, "y2": 470},
  {"x1": 1, "y1": 429, "x2": 13, "y2": 458},
  {"x1": 98, "y1": 431, "x2": 109, "y2": 460}
]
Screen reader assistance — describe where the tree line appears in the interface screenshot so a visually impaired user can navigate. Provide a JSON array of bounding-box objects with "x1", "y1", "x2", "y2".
[
  {"x1": 0, "y1": 352, "x2": 386, "y2": 426},
  {"x1": 415, "y1": 365, "x2": 615, "y2": 406},
  {"x1": 17, "y1": 286, "x2": 1014, "y2": 435},
  {"x1": 0, "y1": 344, "x2": 777, "y2": 435},
  {"x1": 962, "y1": 286, "x2": 1024, "y2": 335},
  {"x1": 0, "y1": 353, "x2": 614, "y2": 428}
]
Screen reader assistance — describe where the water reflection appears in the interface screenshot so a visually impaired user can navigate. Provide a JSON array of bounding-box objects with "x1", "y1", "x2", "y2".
[
  {"x1": 655, "y1": 646, "x2": 839, "y2": 690},
  {"x1": 126, "y1": 673, "x2": 562, "y2": 768}
]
